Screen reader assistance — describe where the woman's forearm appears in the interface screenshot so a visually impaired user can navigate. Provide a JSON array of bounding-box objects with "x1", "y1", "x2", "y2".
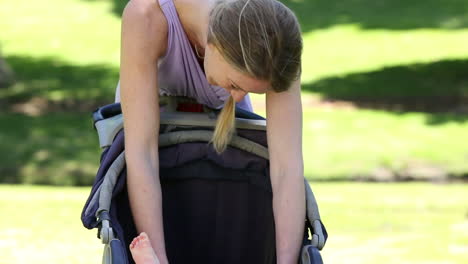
[
  {"x1": 271, "y1": 169, "x2": 305, "y2": 264},
  {"x1": 126, "y1": 152, "x2": 169, "y2": 264}
]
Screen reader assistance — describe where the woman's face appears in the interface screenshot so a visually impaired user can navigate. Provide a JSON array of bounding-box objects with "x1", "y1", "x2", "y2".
[{"x1": 204, "y1": 44, "x2": 270, "y2": 103}]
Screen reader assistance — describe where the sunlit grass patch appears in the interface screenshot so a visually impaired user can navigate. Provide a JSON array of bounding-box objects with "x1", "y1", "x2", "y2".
[
  {"x1": 302, "y1": 25, "x2": 468, "y2": 83},
  {"x1": 1, "y1": 183, "x2": 466, "y2": 263},
  {"x1": 301, "y1": 108, "x2": 468, "y2": 180}
]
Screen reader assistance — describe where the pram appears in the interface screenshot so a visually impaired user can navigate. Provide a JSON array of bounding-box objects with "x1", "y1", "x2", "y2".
[{"x1": 81, "y1": 97, "x2": 328, "y2": 264}]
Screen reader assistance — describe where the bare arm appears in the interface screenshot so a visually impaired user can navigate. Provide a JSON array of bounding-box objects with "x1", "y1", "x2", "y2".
[
  {"x1": 120, "y1": 1, "x2": 169, "y2": 263},
  {"x1": 266, "y1": 78, "x2": 305, "y2": 264}
]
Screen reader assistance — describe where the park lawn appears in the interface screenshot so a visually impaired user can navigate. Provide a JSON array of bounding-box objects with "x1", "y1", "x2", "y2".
[
  {"x1": 0, "y1": 0, "x2": 121, "y2": 67},
  {"x1": 251, "y1": 103, "x2": 468, "y2": 181},
  {"x1": 0, "y1": 112, "x2": 100, "y2": 185},
  {"x1": 1, "y1": 0, "x2": 468, "y2": 183},
  {"x1": 301, "y1": 25, "x2": 468, "y2": 84},
  {"x1": 301, "y1": 108, "x2": 468, "y2": 180},
  {"x1": 1, "y1": 107, "x2": 468, "y2": 185},
  {"x1": 1, "y1": 0, "x2": 468, "y2": 100},
  {"x1": 0, "y1": 183, "x2": 467, "y2": 263}
]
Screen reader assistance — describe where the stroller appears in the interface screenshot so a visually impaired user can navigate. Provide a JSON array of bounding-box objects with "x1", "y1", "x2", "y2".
[{"x1": 81, "y1": 97, "x2": 327, "y2": 264}]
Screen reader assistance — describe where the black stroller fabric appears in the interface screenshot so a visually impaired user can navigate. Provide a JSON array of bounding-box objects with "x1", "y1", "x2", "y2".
[{"x1": 82, "y1": 124, "x2": 279, "y2": 263}]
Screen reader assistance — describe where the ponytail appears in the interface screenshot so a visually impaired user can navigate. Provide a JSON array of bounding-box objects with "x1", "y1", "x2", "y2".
[{"x1": 212, "y1": 96, "x2": 236, "y2": 153}]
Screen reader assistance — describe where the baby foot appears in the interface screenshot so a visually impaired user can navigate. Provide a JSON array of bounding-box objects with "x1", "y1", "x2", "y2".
[{"x1": 129, "y1": 232, "x2": 160, "y2": 264}]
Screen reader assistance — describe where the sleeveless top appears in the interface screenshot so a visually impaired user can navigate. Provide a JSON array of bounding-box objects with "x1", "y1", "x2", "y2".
[{"x1": 114, "y1": 0, "x2": 253, "y2": 111}]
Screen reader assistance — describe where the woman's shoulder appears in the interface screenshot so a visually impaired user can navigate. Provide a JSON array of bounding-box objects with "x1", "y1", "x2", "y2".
[
  {"x1": 173, "y1": 0, "x2": 213, "y2": 44},
  {"x1": 121, "y1": 0, "x2": 168, "y2": 60},
  {"x1": 123, "y1": 0, "x2": 164, "y2": 19}
]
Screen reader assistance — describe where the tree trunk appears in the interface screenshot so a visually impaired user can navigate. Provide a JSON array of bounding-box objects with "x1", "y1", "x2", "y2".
[{"x1": 0, "y1": 54, "x2": 14, "y2": 88}]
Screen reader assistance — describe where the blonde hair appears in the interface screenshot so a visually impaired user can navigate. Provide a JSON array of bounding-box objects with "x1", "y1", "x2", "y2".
[
  {"x1": 212, "y1": 96, "x2": 236, "y2": 153},
  {"x1": 209, "y1": 0, "x2": 303, "y2": 153}
]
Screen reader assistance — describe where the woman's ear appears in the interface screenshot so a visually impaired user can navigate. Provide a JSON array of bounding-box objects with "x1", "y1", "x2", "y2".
[
  {"x1": 231, "y1": 89, "x2": 247, "y2": 103},
  {"x1": 204, "y1": 42, "x2": 211, "y2": 52}
]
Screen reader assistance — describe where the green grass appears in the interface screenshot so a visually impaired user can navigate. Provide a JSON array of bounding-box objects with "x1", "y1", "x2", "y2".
[
  {"x1": 2, "y1": 0, "x2": 468, "y2": 96},
  {"x1": 281, "y1": 0, "x2": 468, "y2": 32},
  {"x1": 303, "y1": 59, "x2": 468, "y2": 103},
  {"x1": 1, "y1": 184, "x2": 467, "y2": 263},
  {"x1": 301, "y1": 25, "x2": 468, "y2": 84},
  {"x1": 1, "y1": 107, "x2": 467, "y2": 185},
  {"x1": 252, "y1": 100, "x2": 468, "y2": 180},
  {"x1": 0, "y1": 112, "x2": 100, "y2": 185},
  {"x1": 0, "y1": 185, "x2": 102, "y2": 263},
  {"x1": 302, "y1": 109, "x2": 468, "y2": 179},
  {"x1": 0, "y1": 55, "x2": 119, "y2": 104},
  {"x1": 313, "y1": 182, "x2": 468, "y2": 264},
  {"x1": 0, "y1": 0, "x2": 121, "y2": 67}
]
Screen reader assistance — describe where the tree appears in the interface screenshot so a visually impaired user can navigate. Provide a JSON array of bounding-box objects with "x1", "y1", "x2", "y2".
[{"x1": 0, "y1": 53, "x2": 14, "y2": 88}]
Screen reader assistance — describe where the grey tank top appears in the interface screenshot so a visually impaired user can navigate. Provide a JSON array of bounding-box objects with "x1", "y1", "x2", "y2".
[{"x1": 115, "y1": 0, "x2": 253, "y2": 111}]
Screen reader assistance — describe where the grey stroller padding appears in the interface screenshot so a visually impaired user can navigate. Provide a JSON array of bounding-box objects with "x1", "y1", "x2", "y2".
[{"x1": 81, "y1": 102, "x2": 327, "y2": 264}]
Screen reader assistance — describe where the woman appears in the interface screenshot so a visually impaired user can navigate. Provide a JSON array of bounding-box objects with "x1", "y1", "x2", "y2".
[{"x1": 118, "y1": 0, "x2": 305, "y2": 263}]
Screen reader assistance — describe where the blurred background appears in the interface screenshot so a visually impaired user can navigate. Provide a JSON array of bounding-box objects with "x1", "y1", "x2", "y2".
[{"x1": 0, "y1": 0, "x2": 467, "y2": 263}]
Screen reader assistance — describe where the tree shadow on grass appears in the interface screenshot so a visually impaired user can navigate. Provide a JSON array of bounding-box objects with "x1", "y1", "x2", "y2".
[
  {"x1": 106, "y1": 0, "x2": 127, "y2": 18},
  {"x1": 0, "y1": 55, "x2": 119, "y2": 113},
  {"x1": 0, "y1": 112, "x2": 101, "y2": 185},
  {"x1": 282, "y1": 0, "x2": 468, "y2": 32},
  {"x1": 81, "y1": 0, "x2": 468, "y2": 33},
  {"x1": 303, "y1": 59, "x2": 468, "y2": 124}
]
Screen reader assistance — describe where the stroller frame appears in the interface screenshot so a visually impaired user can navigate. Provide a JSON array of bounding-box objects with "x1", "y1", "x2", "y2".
[{"x1": 82, "y1": 99, "x2": 327, "y2": 264}]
